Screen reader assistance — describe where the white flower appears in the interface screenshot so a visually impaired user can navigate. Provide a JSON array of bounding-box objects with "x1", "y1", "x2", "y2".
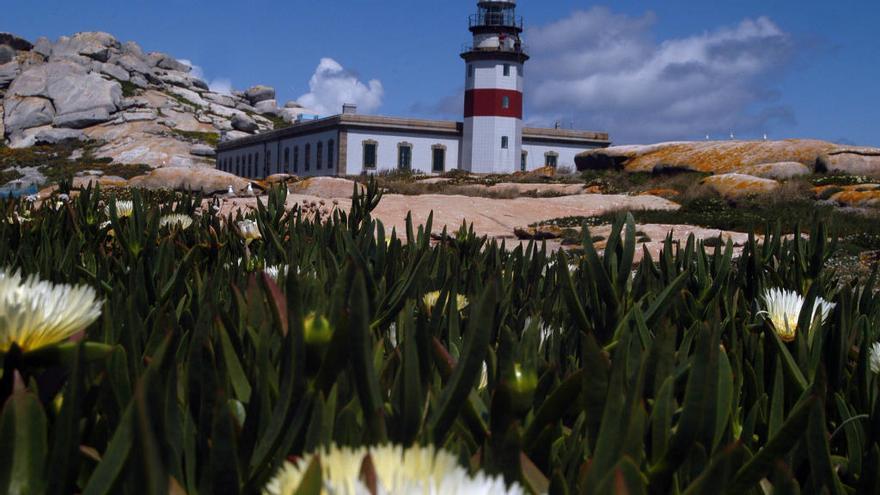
[
  {"x1": 159, "y1": 214, "x2": 193, "y2": 230},
  {"x1": 57, "y1": 194, "x2": 69, "y2": 202},
  {"x1": 264, "y1": 264, "x2": 288, "y2": 281},
  {"x1": 25, "y1": 195, "x2": 38, "y2": 203},
  {"x1": 237, "y1": 219, "x2": 262, "y2": 243},
  {"x1": 105, "y1": 200, "x2": 134, "y2": 218},
  {"x1": 759, "y1": 288, "x2": 835, "y2": 343},
  {"x1": 263, "y1": 444, "x2": 524, "y2": 495},
  {"x1": 0, "y1": 269, "x2": 102, "y2": 352},
  {"x1": 870, "y1": 342, "x2": 880, "y2": 375}
]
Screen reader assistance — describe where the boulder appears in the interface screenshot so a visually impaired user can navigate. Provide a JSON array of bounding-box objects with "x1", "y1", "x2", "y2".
[
  {"x1": 738, "y1": 162, "x2": 812, "y2": 180},
  {"x1": 120, "y1": 41, "x2": 144, "y2": 58},
  {"x1": 702, "y1": 173, "x2": 780, "y2": 199},
  {"x1": 128, "y1": 166, "x2": 251, "y2": 193},
  {"x1": 156, "y1": 55, "x2": 190, "y2": 73},
  {"x1": 818, "y1": 148, "x2": 880, "y2": 176},
  {"x1": 144, "y1": 52, "x2": 165, "y2": 67},
  {"x1": 129, "y1": 73, "x2": 149, "y2": 89},
  {"x1": 0, "y1": 46, "x2": 14, "y2": 65},
  {"x1": 54, "y1": 108, "x2": 112, "y2": 128},
  {"x1": 4, "y1": 96, "x2": 55, "y2": 134},
  {"x1": 48, "y1": 70, "x2": 121, "y2": 119},
  {"x1": 190, "y1": 78, "x2": 209, "y2": 91},
  {"x1": 289, "y1": 177, "x2": 365, "y2": 199},
  {"x1": 245, "y1": 85, "x2": 275, "y2": 104},
  {"x1": 31, "y1": 127, "x2": 87, "y2": 145},
  {"x1": 204, "y1": 92, "x2": 235, "y2": 107},
  {"x1": 73, "y1": 175, "x2": 128, "y2": 189},
  {"x1": 121, "y1": 110, "x2": 157, "y2": 122},
  {"x1": 284, "y1": 101, "x2": 302, "y2": 109},
  {"x1": 0, "y1": 33, "x2": 34, "y2": 52},
  {"x1": 231, "y1": 113, "x2": 258, "y2": 133},
  {"x1": 280, "y1": 107, "x2": 303, "y2": 123},
  {"x1": 576, "y1": 140, "x2": 839, "y2": 174},
  {"x1": 814, "y1": 184, "x2": 880, "y2": 208},
  {"x1": 223, "y1": 130, "x2": 251, "y2": 141},
  {"x1": 112, "y1": 54, "x2": 152, "y2": 75},
  {"x1": 53, "y1": 32, "x2": 119, "y2": 62},
  {"x1": 190, "y1": 144, "x2": 215, "y2": 157},
  {"x1": 166, "y1": 85, "x2": 208, "y2": 108},
  {"x1": 32, "y1": 37, "x2": 53, "y2": 58},
  {"x1": 254, "y1": 99, "x2": 280, "y2": 116},
  {"x1": 266, "y1": 174, "x2": 297, "y2": 184},
  {"x1": 0, "y1": 61, "x2": 20, "y2": 89},
  {"x1": 94, "y1": 61, "x2": 130, "y2": 82}
]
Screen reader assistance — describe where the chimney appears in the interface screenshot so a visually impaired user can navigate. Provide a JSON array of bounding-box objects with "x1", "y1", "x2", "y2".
[{"x1": 342, "y1": 103, "x2": 357, "y2": 115}]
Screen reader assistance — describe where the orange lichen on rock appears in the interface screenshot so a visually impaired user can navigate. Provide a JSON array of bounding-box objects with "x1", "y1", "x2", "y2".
[{"x1": 701, "y1": 173, "x2": 780, "y2": 199}]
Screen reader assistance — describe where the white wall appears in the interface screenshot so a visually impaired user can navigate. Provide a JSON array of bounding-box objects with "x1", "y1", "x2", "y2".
[
  {"x1": 216, "y1": 143, "x2": 267, "y2": 178},
  {"x1": 277, "y1": 129, "x2": 340, "y2": 177},
  {"x1": 345, "y1": 129, "x2": 461, "y2": 175},
  {"x1": 464, "y1": 117, "x2": 521, "y2": 174},
  {"x1": 465, "y1": 59, "x2": 523, "y2": 91},
  {"x1": 522, "y1": 141, "x2": 598, "y2": 171}
]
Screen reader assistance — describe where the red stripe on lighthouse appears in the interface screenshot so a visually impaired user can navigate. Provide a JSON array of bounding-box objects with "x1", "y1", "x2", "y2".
[{"x1": 464, "y1": 89, "x2": 522, "y2": 118}]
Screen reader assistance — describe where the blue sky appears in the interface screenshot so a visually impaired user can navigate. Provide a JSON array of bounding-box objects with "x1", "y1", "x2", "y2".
[{"x1": 4, "y1": 0, "x2": 878, "y2": 145}]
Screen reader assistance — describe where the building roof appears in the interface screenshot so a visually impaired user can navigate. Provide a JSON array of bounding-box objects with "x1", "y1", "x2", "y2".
[{"x1": 216, "y1": 113, "x2": 610, "y2": 151}]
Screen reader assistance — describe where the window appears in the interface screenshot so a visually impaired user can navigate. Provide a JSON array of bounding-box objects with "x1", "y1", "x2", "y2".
[
  {"x1": 305, "y1": 144, "x2": 311, "y2": 171},
  {"x1": 468, "y1": 64, "x2": 474, "y2": 78},
  {"x1": 397, "y1": 143, "x2": 412, "y2": 171},
  {"x1": 317, "y1": 142, "x2": 323, "y2": 170},
  {"x1": 502, "y1": 95, "x2": 510, "y2": 109},
  {"x1": 327, "y1": 140, "x2": 335, "y2": 169},
  {"x1": 432, "y1": 145, "x2": 446, "y2": 173},
  {"x1": 363, "y1": 140, "x2": 378, "y2": 170},
  {"x1": 284, "y1": 148, "x2": 290, "y2": 173},
  {"x1": 501, "y1": 136, "x2": 509, "y2": 149},
  {"x1": 236, "y1": 157, "x2": 240, "y2": 176},
  {"x1": 545, "y1": 152, "x2": 559, "y2": 168},
  {"x1": 265, "y1": 150, "x2": 271, "y2": 177},
  {"x1": 293, "y1": 146, "x2": 299, "y2": 173},
  {"x1": 503, "y1": 64, "x2": 510, "y2": 76},
  {"x1": 520, "y1": 151, "x2": 528, "y2": 172}
]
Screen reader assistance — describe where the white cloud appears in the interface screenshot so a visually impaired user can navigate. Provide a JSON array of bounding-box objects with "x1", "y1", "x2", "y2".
[
  {"x1": 296, "y1": 58, "x2": 384, "y2": 115},
  {"x1": 524, "y1": 8, "x2": 797, "y2": 143},
  {"x1": 177, "y1": 59, "x2": 205, "y2": 80},
  {"x1": 208, "y1": 78, "x2": 233, "y2": 95}
]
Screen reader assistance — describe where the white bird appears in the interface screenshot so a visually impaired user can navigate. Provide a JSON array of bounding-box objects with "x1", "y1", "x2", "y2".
[
  {"x1": 763, "y1": 133, "x2": 768, "y2": 141},
  {"x1": 730, "y1": 132, "x2": 735, "y2": 140},
  {"x1": 705, "y1": 134, "x2": 710, "y2": 141},
  {"x1": 246, "y1": 183, "x2": 254, "y2": 196},
  {"x1": 227, "y1": 185, "x2": 235, "y2": 196}
]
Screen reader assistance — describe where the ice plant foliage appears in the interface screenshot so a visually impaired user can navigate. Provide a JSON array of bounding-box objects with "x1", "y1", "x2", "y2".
[
  {"x1": 159, "y1": 214, "x2": 193, "y2": 230},
  {"x1": 264, "y1": 444, "x2": 524, "y2": 495},
  {"x1": 759, "y1": 288, "x2": 835, "y2": 342},
  {"x1": 0, "y1": 269, "x2": 102, "y2": 352}
]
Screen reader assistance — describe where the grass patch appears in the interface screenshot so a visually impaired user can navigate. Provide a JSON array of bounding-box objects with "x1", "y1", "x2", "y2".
[
  {"x1": 0, "y1": 140, "x2": 151, "y2": 186},
  {"x1": 163, "y1": 91, "x2": 204, "y2": 110},
  {"x1": 168, "y1": 129, "x2": 221, "y2": 147}
]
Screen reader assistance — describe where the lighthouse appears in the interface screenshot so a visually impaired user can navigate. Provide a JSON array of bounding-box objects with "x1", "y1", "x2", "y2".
[{"x1": 461, "y1": 0, "x2": 529, "y2": 174}]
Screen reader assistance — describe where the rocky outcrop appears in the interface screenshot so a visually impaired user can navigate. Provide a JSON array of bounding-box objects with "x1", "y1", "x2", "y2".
[
  {"x1": 738, "y1": 162, "x2": 812, "y2": 180},
  {"x1": 576, "y1": 140, "x2": 880, "y2": 175},
  {"x1": 127, "y1": 166, "x2": 251, "y2": 193},
  {"x1": 0, "y1": 30, "x2": 289, "y2": 175},
  {"x1": 245, "y1": 85, "x2": 275, "y2": 104},
  {"x1": 289, "y1": 177, "x2": 364, "y2": 198},
  {"x1": 818, "y1": 148, "x2": 880, "y2": 176},
  {"x1": 702, "y1": 173, "x2": 780, "y2": 199}
]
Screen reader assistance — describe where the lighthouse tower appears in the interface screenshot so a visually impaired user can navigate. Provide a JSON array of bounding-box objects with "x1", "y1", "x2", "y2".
[{"x1": 461, "y1": 0, "x2": 528, "y2": 174}]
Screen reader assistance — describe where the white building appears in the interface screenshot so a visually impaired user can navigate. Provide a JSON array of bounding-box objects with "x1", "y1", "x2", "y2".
[{"x1": 215, "y1": 0, "x2": 610, "y2": 177}]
